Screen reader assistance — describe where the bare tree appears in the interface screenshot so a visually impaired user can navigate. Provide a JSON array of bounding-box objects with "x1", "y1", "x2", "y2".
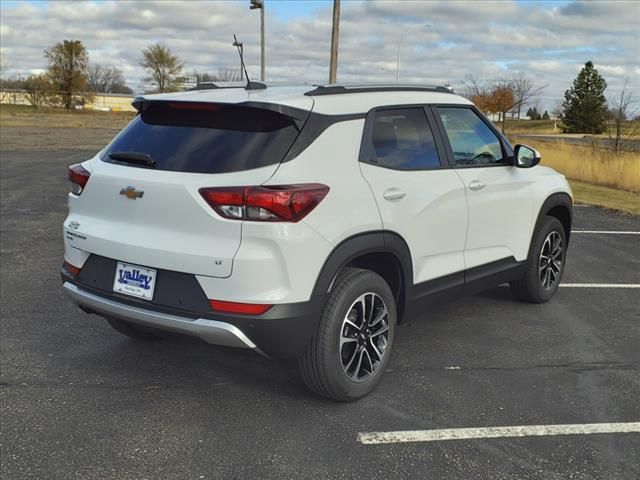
[
  {"x1": 462, "y1": 74, "x2": 487, "y2": 99},
  {"x1": 213, "y1": 67, "x2": 242, "y2": 82},
  {"x1": 189, "y1": 68, "x2": 242, "y2": 85},
  {"x1": 86, "y1": 64, "x2": 128, "y2": 93},
  {"x1": 0, "y1": 51, "x2": 9, "y2": 81},
  {"x1": 511, "y1": 75, "x2": 546, "y2": 120},
  {"x1": 0, "y1": 53, "x2": 11, "y2": 103},
  {"x1": 140, "y1": 44, "x2": 183, "y2": 93},
  {"x1": 551, "y1": 99, "x2": 563, "y2": 120},
  {"x1": 607, "y1": 80, "x2": 639, "y2": 154},
  {"x1": 24, "y1": 73, "x2": 54, "y2": 110}
]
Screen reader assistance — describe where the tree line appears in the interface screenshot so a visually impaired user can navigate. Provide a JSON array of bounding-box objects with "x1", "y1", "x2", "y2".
[
  {"x1": 1, "y1": 40, "x2": 636, "y2": 148},
  {"x1": 0, "y1": 39, "x2": 242, "y2": 110},
  {"x1": 463, "y1": 61, "x2": 637, "y2": 152}
]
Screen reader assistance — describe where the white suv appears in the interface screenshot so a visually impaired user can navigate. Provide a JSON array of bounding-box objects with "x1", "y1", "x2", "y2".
[{"x1": 62, "y1": 84, "x2": 572, "y2": 401}]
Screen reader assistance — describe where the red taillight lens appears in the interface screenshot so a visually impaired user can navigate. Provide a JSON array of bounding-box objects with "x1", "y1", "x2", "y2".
[
  {"x1": 199, "y1": 184, "x2": 329, "y2": 222},
  {"x1": 68, "y1": 164, "x2": 90, "y2": 195},
  {"x1": 62, "y1": 260, "x2": 81, "y2": 276},
  {"x1": 209, "y1": 299, "x2": 273, "y2": 315}
]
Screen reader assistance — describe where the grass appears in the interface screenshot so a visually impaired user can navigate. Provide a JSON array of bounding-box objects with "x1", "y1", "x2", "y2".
[
  {"x1": 512, "y1": 135, "x2": 640, "y2": 193},
  {"x1": 0, "y1": 103, "x2": 37, "y2": 115},
  {"x1": 505, "y1": 119, "x2": 561, "y2": 134},
  {"x1": 0, "y1": 103, "x2": 134, "y2": 150},
  {"x1": 569, "y1": 180, "x2": 640, "y2": 216},
  {"x1": 0, "y1": 103, "x2": 134, "y2": 129},
  {"x1": 504, "y1": 119, "x2": 640, "y2": 139}
]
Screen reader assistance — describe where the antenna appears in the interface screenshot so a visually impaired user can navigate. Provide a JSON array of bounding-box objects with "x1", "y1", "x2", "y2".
[{"x1": 233, "y1": 34, "x2": 266, "y2": 91}]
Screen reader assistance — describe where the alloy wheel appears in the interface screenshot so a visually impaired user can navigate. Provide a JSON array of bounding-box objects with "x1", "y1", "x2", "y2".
[
  {"x1": 339, "y1": 292, "x2": 390, "y2": 382},
  {"x1": 539, "y1": 230, "x2": 563, "y2": 289}
]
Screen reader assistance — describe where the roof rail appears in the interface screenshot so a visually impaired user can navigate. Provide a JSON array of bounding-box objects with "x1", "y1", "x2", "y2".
[{"x1": 305, "y1": 84, "x2": 454, "y2": 96}]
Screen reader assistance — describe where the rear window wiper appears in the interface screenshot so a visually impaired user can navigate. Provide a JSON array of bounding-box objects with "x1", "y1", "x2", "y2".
[{"x1": 108, "y1": 151, "x2": 156, "y2": 167}]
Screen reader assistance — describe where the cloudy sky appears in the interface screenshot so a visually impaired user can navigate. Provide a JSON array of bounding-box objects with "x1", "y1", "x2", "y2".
[{"x1": 1, "y1": 0, "x2": 639, "y2": 109}]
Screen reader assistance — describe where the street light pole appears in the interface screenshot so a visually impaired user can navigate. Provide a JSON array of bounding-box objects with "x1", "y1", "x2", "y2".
[
  {"x1": 396, "y1": 23, "x2": 430, "y2": 82},
  {"x1": 250, "y1": 0, "x2": 265, "y2": 81}
]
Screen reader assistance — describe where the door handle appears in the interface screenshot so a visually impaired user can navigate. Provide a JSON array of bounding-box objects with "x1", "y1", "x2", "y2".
[
  {"x1": 469, "y1": 180, "x2": 486, "y2": 191},
  {"x1": 383, "y1": 188, "x2": 407, "y2": 201}
]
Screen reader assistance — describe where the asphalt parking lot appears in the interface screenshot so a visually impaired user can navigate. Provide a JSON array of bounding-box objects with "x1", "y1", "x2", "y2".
[{"x1": 1, "y1": 148, "x2": 639, "y2": 480}]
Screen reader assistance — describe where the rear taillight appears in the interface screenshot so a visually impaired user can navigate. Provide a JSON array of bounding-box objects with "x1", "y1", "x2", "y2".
[
  {"x1": 199, "y1": 184, "x2": 329, "y2": 222},
  {"x1": 62, "y1": 260, "x2": 81, "y2": 276},
  {"x1": 68, "y1": 164, "x2": 91, "y2": 195},
  {"x1": 209, "y1": 299, "x2": 272, "y2": 315}
]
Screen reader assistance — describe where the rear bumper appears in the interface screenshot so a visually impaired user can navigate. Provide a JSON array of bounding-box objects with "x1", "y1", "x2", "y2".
[
  {"x1": 62, "y1": 277, "x2": 322, "y2": 359},
  {"x1": 63, "y1": 282, "x2": 262, "y2": 353}
]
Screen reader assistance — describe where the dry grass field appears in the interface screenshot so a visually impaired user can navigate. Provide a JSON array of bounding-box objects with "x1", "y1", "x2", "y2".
[
  {"x1": 511, "y1": 136, "x2": 640, "y2": 193},
  {"x1": 506, "y1": 119, "x2": 561, "y2": 135},
  {"x1": 0, "y1": 104, "x2": 133, "y2": 150}
]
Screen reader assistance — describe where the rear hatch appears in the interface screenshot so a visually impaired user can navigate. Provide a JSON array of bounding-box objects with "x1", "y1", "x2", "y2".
[{"x1": 66, "y1": 100, "x2": 311, "y2": 278}]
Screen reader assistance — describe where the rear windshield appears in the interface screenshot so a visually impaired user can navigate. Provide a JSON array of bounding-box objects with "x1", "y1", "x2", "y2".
[{"x1": 100, "y1": 102, "x2": 300, "y2": 174}]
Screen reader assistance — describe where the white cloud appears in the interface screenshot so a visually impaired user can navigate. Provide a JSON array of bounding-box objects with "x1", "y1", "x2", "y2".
[{"x1": 0, "y1": 0, "x2": 638, "y2": 109}]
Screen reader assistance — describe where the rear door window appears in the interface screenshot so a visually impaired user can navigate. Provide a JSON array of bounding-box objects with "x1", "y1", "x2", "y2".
[
  {"x1": 101, "y1": 102, "x2": 300, "y2": 174},
  {"x1": 365, "y1": 108, "x2": 442, "y2": 170}
]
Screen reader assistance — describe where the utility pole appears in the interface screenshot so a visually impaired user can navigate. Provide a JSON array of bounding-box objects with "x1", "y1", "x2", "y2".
[
  {"x1": 329, "y1": 0, "x2": 340, "y2": 84},
  {"x1": 250, "y1": 0, "x2": 265, "y2": 81}
]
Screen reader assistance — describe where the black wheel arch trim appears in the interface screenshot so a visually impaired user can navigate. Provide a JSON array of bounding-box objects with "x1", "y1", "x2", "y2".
[
  {"x1": 530, "y1": 192, "x2": 573, "y2": 256},
  {"x1": 310, "y1": 230, "x2": 413, "y2": 317}
]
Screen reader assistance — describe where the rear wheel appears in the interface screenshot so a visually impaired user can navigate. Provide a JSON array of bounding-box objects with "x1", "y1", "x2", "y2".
[
  {"x1": 510, "y1": 216, "x2": 567, "y2": 303},
  {"x1": 106, "y1": 318, "x2": 161, "y2": 340},
  {"x1": 299, "y1": 267, "x2": 396, "y2": 401}
]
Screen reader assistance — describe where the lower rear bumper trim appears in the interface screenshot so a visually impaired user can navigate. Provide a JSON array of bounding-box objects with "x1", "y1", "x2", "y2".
[{"x1": 62, "y1": 282, "x2": 264, "y2": 354}]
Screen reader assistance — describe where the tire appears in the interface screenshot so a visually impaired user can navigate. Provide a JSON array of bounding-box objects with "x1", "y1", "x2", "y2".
[
  {"x1": 106, "y1": 318, "x2": 161, "y2": 340},
  {"x1": 510, "y1": 216, "x2": 567, "y2": 303},
  {"x1": 299, "y1": 267, "x2": 396, "y2": 402}
]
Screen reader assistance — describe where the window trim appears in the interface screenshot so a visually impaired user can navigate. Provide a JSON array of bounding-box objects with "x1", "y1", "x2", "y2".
[
  {"x1": 358, "y1": 104, "x2": 450, "y2": 171},
  {"x1": 430, "y1": 104, "x2": 515, "y2": 169}
]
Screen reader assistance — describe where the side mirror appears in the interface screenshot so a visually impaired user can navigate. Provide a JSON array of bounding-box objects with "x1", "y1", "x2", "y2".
[{"x1": 514, "y1": 144, "x2": 541, "y2": 168}]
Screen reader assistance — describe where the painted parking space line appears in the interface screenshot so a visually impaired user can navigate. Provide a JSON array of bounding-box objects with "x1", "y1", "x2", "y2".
[
  {"x1": 500, "y1": 284, "x2": 640, "y2": 288},
  {"x1": 572, "y1": 230, "x2": 640, "y2": 235},
  {"x1": 358, "y1": 422, "x2": 640, "y2": 445},
  {"x1": 559, "y1": 283, "x2": 640, "y2": 288}
]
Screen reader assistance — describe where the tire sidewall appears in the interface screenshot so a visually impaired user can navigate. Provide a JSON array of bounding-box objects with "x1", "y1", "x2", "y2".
[
  {"x1": 320, "y1": 271, "x2": 396, "y2": 400},
  {"x1": 527, "y1": 217, "x2": 567, "y2": 302}
]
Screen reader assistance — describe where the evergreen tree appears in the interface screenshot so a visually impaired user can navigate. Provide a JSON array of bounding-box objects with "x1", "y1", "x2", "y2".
[
  {"x1": 526, "y1": 107, "x2": 541, "y2": 120},
  {"x1": 561, "y1": 61, "x2": 608, "y2": 133},
  {"x1": 542, "y1": 110, "x2": 550, "y2": 120}
]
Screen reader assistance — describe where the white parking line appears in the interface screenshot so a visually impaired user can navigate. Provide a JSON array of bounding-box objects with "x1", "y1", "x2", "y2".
[
  {"x1": 358, "y1": 422, "x2": 640, "y2": 445},
  {"x1": 560, "y1": 283, "x2": 640, "y2": 288},
  {"x1": 572, "y1": 230, "x2": 640, "y2": 235}
]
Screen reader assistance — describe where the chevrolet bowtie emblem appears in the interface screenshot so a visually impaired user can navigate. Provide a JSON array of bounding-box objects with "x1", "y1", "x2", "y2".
[{"x1": 120, "y1": 186, "x2": 144, "y2": 199}]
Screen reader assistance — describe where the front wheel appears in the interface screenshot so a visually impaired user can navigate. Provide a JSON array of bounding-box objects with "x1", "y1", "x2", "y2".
[
  {"x1": 299, "y1": 267, "x2": 396, "y2": 402},
  {"x1": 511, "y1": 216, "x2": 567, "y2": 303}
]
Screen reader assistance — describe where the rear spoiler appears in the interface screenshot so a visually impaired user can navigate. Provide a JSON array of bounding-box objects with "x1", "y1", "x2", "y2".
[{"x1": 131, "y1": 97, "x2": 311, "y2": 131}]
